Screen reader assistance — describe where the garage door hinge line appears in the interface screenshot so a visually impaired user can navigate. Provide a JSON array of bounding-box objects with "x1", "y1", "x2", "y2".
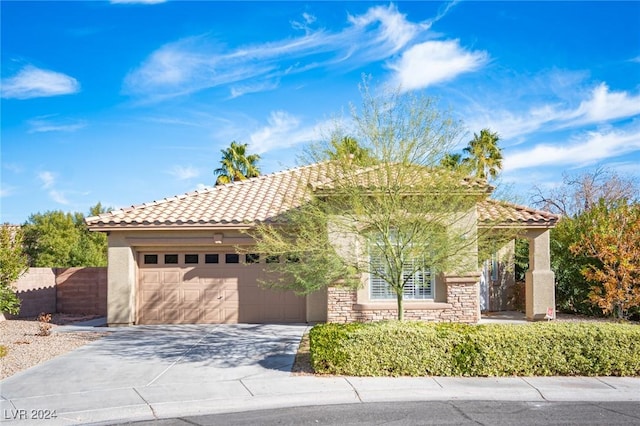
[{"x1": 144, "y1": 333, "x2": 212, "y2": 387}]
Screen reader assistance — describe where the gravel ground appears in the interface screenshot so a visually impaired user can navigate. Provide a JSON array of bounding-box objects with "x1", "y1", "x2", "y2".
[{"x1": 0, "y1": 316, "x2": 107, "y2": 380}]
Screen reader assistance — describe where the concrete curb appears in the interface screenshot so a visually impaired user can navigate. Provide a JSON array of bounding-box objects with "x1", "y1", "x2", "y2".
[{"x1": 2, "y1": 376, "x2": 639, "y2": 425}]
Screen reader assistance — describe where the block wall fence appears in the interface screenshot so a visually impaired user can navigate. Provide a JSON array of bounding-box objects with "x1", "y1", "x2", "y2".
[{"x1": 8, "y1": 267, "x2": 107, "y2": 318}]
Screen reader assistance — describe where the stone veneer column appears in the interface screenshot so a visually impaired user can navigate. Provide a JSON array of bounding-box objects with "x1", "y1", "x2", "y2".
[
  {"x1": 326, "y1": 286, "x2": 357, "y2": 323},
  {"x1": 525, "y1": 229, "x2": 556, "y2": 321},
  {"x1": 445, "y1": 273, "x2": 481, "y2": 323}
]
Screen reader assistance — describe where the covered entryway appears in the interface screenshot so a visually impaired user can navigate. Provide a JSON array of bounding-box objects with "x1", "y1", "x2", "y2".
[{"x1": 137, "y1": 252, "x2": 306, "y2": 324}]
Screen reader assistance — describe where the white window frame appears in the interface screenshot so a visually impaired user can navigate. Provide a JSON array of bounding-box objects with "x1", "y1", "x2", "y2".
[{"x1": 369, "y1": 249, "x2": 435, "y2": 300}]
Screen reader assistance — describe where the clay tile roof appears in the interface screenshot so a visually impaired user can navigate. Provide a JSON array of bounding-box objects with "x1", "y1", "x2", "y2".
[
  {"x1": 478, "y1": 200, "x2": 560, "y2": 227},
  {"x1": 86, "y1": 162, "x2": 558, "y2": 230},
  {"x1": 85, "y1": 163, "x2": 331, "y2": 229}
]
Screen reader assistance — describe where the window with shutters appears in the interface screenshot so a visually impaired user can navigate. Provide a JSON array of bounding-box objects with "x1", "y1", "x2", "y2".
[{"x1": 369, "y1": 248, "x2": 434, "y2": 300}]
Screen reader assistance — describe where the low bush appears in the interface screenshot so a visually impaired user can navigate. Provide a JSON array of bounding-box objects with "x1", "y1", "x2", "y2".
[
  {"x1": 309, "y1": 321, "x2": 640, "y2": 376},
  {"x1": 0, "y1": 345, "x2": 6, "y2": 358}
]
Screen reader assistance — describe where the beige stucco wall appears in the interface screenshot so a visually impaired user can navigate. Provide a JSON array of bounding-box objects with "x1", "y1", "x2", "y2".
[
  {"x1": 107, "y1": 233, "x2": 136, "y2": 326},
  {"x1": 524, "y1": 228, "x2": 556, "y2": 320}
]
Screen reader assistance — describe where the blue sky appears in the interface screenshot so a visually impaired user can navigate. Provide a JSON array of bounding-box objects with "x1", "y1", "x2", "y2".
[{"x1": 1, "y1": 0, "x2": 639, "y2": 224}]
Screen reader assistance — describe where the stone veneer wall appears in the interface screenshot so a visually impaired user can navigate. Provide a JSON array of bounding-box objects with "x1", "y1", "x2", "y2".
[{"x1": 327, "y1": 275, "x2": 480, "y2": 323}]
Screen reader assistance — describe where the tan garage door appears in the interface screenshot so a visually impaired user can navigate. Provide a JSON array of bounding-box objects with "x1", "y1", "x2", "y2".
[{"x1": 137, "y1": 252, "x2": 306, "y2": 324}]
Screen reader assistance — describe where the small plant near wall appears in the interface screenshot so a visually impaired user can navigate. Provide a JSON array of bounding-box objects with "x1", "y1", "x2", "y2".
[
  {"x1": 37, "y1": 313, "x2": 52, "y2": 336},
  {"x1": 0, "y1": 345, "x2": 7, "y2": 358}
]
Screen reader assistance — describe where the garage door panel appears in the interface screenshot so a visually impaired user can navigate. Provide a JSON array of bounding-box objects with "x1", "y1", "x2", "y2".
[
  {"x1": 182, "y1": 289, "x2": 201, "y2": 303},
  {"x1": 182, "y1": 308, "x2": 201, "y2": 323},
  {"x1": 141, "y1": 271, "x2": 160, "y2": 284},
  {"x1": 163, "y1": 289, "x2": 180, "y2": 305},
  {"x1": 138, "y1": 252, "x2": 306, "y2": 324},
  {"x1": 162, "y1": 308, "x2": 181, "y2": 323},
  {"x1": 162, "y1": 271, "x2": 180, "y2": 283}
]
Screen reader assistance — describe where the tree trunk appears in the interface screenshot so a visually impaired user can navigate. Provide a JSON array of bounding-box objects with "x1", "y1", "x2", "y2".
[{"x1": 396, "y1": 291, "x2": 404, "y2": 321}]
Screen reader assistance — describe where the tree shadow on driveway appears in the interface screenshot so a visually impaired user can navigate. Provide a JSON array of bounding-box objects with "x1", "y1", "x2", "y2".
[{"x1": 89, "y1": 323, "x2": 307, "y2": 370}]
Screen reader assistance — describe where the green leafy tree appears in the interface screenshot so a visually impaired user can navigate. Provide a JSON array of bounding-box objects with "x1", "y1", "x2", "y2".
[
  {"x1": 249, "y1": 83, "x2": 508, "y2": 320},
  {"x1": 570, "y1": 200, "x2": 640, "y2": 319},
  {"x1": 23, "y1": 204, "x2": 108, "y2": 267},
  {"x1": 214, "y1": 141, "x2": 261, "y2": 185},
  {"x1": 463, "y1": 128, "x2": 503, "y2": 180},
  {"x1": 550, "y1": 216, "x2": 602, "y2": 315},
  {"x1": 0, "y1": 225, "x2": 28, "y2": 315}
]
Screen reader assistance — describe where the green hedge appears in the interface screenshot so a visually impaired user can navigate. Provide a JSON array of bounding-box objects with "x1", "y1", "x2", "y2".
[{"x1": 309, "y1": 321, "x2": 640, "y2": 376}]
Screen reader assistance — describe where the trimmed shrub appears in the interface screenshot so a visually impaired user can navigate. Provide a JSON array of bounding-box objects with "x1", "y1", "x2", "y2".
[{"x1": 309, "y1": 321, "x2": 640, "y2": 376}]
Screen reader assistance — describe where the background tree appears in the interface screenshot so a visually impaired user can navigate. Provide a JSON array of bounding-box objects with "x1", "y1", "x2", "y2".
[
  {"x1": 324, "y1": 136, "x2": 375, "y2": 166},
  {"x1": 439, "y1": 152, "x2": 464, "y2": 170},
  {"x1": 214, "y1": 141, "x2": 261, "y2": 185},
  {"x1": 0, "y1": 225, "x2": 28, "y2": 315},
  {"x1": 531, "y1": 167, "x2": 638, "y2": 217},
  {"x1": 462, "y1": 128, "x2": 503, "y2": 180},
  {"x1": 529, "y1": 168, "x2": 639, "y2": 316},
  {"x1": 250, "y1": 83, "x2": 507, "y2": 320},
  {"x1": 569, "y1": 200, "x2": 640, "y2": 320},
  {"x1": 23, "y1": 203, "x2": 108, "y2": 267}
]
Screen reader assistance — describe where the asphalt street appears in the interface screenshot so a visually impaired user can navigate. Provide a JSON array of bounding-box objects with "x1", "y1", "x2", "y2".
[{"x1": 122, "y1": 401, "x2": 640, "y2": 426}]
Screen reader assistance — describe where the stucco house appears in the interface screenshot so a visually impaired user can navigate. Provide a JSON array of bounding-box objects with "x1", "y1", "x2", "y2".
[{"x1": 86, "y1": 163, "x2": 559, "y2": 326}]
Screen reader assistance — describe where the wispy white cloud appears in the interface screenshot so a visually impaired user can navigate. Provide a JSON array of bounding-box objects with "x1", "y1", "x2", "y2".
[
  {"x1": 229, "y1": 80, "x2": 280, "y2": 99},
  {"x1": 465, "y1": 82, "x2": 640, "y2": 141},
  {"x1": 27, "y1": 116, "x2": 87, "y2": 133},
  {"x1": 560, "y1": 83, "x2": 640, "y2": 126},
  {"x1": 291, "y1": 12, "x2": 317, "y2": 34},
  {"x1": 1, "y1": 66, "x2": 80, "y2": 100},
  {"x1": 347, "y1": 4, "x2": 422, "y2": 55},
  {"x1": 247, "y1": 111, "x2": 330, "y2": 154},
  {"x1": 38, "y1": 171, "x2": 56, "y2": 189},
  {"x1": 0, "y1": 186, "x2": 15, "y2": 198},
  {"x1": 123, "y1": 4, "x2": 476, "y2": 101},
  {"x1": 389, "y1": 40, "x2": 488, "y2": 91},
  {"x1": 49, "y1": 190, "x2": 69, "y2": 205},
  {"x1": 168, "y1": 165, "x2": 200, "y2": 180},
  {"x1": 3, "y1": 163, "x2": 24, "y2": 174},
  {"x1": 504, "y1": 126, "x2": 640, "y2": 172},
  {"x1": 36, "y1": 171, "x2": 70, "y2": 205}
]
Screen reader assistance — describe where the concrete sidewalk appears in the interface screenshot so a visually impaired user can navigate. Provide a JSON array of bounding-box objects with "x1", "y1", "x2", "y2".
[{"x1": 1, "y1": 324, "x2": 639, "y2": 425}]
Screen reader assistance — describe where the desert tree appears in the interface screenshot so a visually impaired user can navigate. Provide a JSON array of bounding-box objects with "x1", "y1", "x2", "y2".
[
  {"x1": 248, "y1": 83, "x2": 508, "y2": 320},
  {"x1": 0, "y1": 224, "x2": 29, "y2": 315},
  {"x1": 531, "y1": 167, "x2": 638, "y2": 218}
]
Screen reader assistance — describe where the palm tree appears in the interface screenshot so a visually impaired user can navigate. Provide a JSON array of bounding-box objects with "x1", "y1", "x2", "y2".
[
  {"x1": 213, "y1": 141, "x2": 261, "y2": 185},
  {"x1": 439, "y1": 153, "x2": 464, "y2": 170},
  {"x1": 462, "y1": 129, "x2": 503, "y2": 180},
  {"x1": 325, "y1": 136, "x2": 374, "y2": 166}
]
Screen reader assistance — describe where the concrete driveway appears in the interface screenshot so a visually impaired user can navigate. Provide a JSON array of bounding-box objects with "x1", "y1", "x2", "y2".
[{"x1": 0, "y1": 324, "x2": 308, "y2": 424}]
